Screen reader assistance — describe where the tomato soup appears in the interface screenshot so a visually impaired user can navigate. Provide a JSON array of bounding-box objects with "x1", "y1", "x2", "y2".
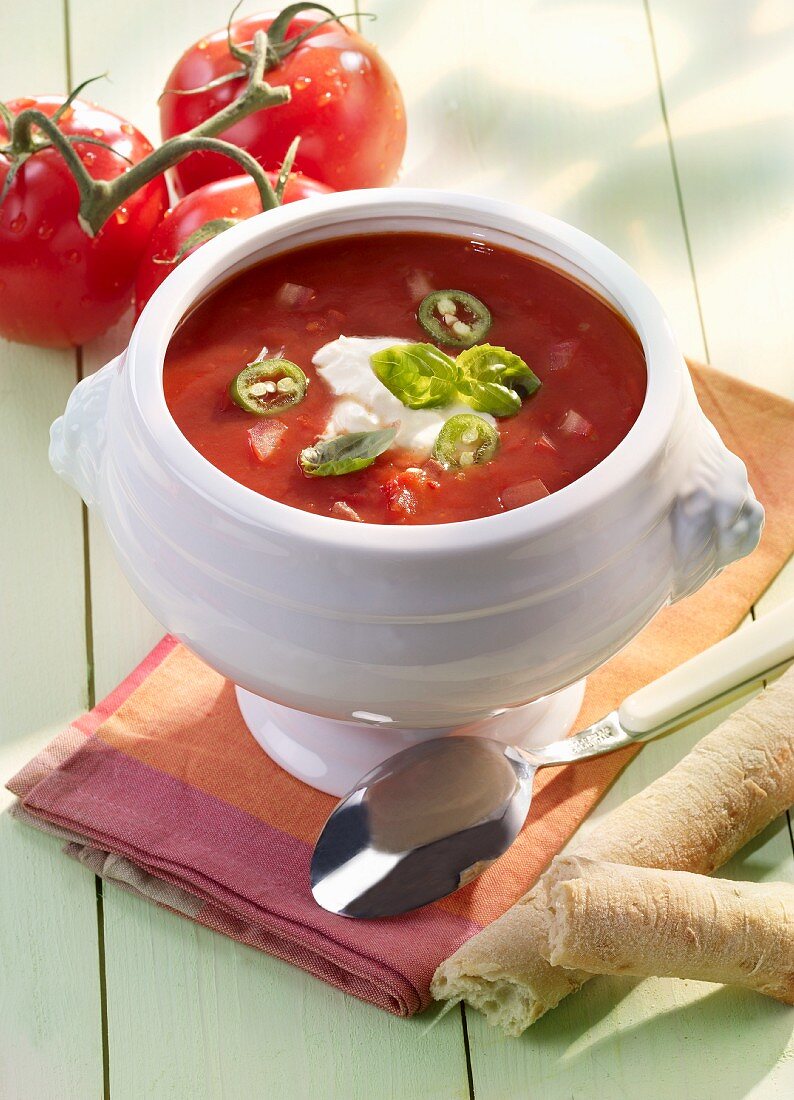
[{"x1": 164, "y1": 232, "x2": 646, "y2": 524}]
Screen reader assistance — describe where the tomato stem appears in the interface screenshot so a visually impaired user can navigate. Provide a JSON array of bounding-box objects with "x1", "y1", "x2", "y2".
[
  {"x1": 158, "y1": 3, "x2": 357, "y2": 101},
  {"x1": 3, "y1": 30, "x2": 289, "y2": 237}
]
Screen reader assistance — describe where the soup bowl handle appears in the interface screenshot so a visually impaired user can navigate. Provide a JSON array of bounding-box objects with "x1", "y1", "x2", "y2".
[
  {"x1": 49, "y1": 354, "x2": 122, "y2": 511},
  {"x1": 670, "y1": 408, "x2": 764, "y2": 602}
]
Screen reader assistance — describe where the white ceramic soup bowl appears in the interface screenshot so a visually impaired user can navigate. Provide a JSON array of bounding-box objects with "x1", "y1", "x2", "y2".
[{"x1": 50, "y1": 190, "x2": 763, "y2": 795}]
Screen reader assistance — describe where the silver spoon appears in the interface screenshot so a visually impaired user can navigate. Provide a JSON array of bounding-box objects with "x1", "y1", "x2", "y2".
[{"x1": 311, "y1": 600, "x2": 793, "y2": 918}]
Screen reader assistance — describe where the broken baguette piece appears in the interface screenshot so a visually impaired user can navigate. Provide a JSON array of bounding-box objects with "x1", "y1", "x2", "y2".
[
  {"x1": 540, "y1": 856, "x2": 794, "y2": 1004},
  {"x1": 432, "y1": 665, "x2": 794, "y2": 1035}
]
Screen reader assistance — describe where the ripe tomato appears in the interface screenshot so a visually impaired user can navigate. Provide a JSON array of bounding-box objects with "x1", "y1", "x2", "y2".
[
  {"x1": 160, "y1": 10, "x2": 406, "y2": 195},
  {"x1": 134, "y1": 171, "x2": 331, "y2": 313},
  {"x1": 0, "y1": 97, "x2": 167, "y2": 348}
]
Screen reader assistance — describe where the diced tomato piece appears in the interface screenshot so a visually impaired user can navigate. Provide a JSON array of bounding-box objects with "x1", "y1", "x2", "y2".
[
  {"x1": 382, "y1": 472, "x2": 425, "y2": 517},
  {"x1": 248, "y1": 419, "x2": 287, "y2": 461},
  {"x1": 547, "y1": 339, "x2": 580, "y2": 371},
  {"x1": 558, "y1": 409, "x2": 594, "y2": 438},
  {"x1": 331, "y1": 501, "x2": 362, "y2": 522},
  {"x1": 534, "y1": 432, "x2": 558, "y2": 456},
  {"x1": 275, "y1": 282, "x2": 316, "y2": 310},
  {"x1": 501, "y1": 479, "x2": 551, "y2": 509},
  {"x1": 387, "y1": 485, "x2": 419, "y2": 517},
  {"x1": 405, "y1": 268, "x2": 434, "y2": 302}
]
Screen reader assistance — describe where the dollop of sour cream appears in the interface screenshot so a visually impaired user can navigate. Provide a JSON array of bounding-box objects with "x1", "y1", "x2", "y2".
[{"x1": 312, "y1": 336, "x2": 495, "y2": 457}]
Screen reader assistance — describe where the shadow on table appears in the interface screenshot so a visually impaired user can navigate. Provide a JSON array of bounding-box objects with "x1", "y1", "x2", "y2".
[{"x1": 522, "y1": 971, "x2": 792, "y2": 1099}]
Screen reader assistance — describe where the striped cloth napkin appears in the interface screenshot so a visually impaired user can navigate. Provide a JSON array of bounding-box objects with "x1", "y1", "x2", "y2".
[{"x1": 7, "y1": 364, "x2": 794, "y2": 1017}]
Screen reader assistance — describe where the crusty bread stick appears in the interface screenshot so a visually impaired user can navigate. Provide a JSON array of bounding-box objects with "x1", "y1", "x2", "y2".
[
  {"x1": 431, "y1": 665, "x2": 794, "y2": 1035},
  {"x1": 539, "y1": 856, "x2": 794, "y2": 1003}
]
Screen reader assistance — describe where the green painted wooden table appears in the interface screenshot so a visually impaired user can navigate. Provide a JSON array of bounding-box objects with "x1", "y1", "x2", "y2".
[{"x1": 2, "y1": 3, "x2": 793, "y2": 1096}]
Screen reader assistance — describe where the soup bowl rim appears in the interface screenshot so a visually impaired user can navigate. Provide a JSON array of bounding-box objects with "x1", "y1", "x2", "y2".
[{"x1": 127, "y1": 187, "x2": 684, "y2": 553}]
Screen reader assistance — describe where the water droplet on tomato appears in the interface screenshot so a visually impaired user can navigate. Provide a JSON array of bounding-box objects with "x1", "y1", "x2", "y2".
[
  {"x1": 92, "y1": 128, "x2": 104, "y2": 138},
  {"x1": 394, "y1": 107, "x2": 403, "y2": 120},
  {"x1": 339, "y1": 50, "x2": 362, "y2": 73},
  {"x1": 114, "y1": 206, "x2": 130, "y2": 225},
  {"x1": 316, "y1": 91, "x2": 334, "y2": 107},
  {"x1": 293, "y1": 77, "x2": 312, "y2": 91},
  {"x1": 198, "y1": 37, "x2": 208, "y2": 49},
  {"x1": 324, "y1": 67, "x2": 339, "y2": 78},
  {"x1": 65, "y1": 249, "x2": 81, "y2": 264},
  {"x1": 60, "y1": 106, "x2": 74, "y2": 122},
  {"x1": 9, "y1": 212, "x2": 27, "y2": 233},
  {"x1": 230, "y1": 206, "x2": 239, "y2": 215},
  {"x1": 82, "y1": 150, "x2": 95, "y2": 166},
  {"x1": 37, "y1": 222, "x2": 54, "y2": 240},
  {"x1": 120, "y1": 122, "x2": 134, "y2": 136}
]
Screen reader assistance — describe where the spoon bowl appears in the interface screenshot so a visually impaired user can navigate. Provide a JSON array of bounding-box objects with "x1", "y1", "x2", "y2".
[{"x1": 311, "y1": 738, "x2": 534, "y2": 917}]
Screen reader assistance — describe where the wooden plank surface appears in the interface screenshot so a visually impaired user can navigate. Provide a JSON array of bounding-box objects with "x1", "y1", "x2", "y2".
[
  {"x1": 0, "y1": 5, "x2": 104, "y2": 1098},
  {"x1": 102, "y1": 889, "x2": 469, "y2": 1100},
  {"x1": 1, "y1": 0, "x2": 792, "y2": 1097},
  {"x1": 648, "y1": 0, "x2": 794, "y2": 395}
]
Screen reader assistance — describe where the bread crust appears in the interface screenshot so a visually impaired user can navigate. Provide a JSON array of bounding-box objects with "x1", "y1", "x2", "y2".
[
  {"x1": 431, "y1": 666, "x2": 794, "y2": 1035},
  {"x1": 540, "y1": 856, "x2": 794, "y2": 1003}
]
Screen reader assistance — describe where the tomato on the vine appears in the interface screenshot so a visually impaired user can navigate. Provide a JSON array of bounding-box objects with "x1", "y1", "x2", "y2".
[
  {"x1": 135, "y1": 170, "x2": 331, "y2": 313},
  {"x1": 160, "y1": 7, "x2": 406, "y2": 195},
  {"x1": 0, "y1": 97, "x2": 167, "y2": 348}
]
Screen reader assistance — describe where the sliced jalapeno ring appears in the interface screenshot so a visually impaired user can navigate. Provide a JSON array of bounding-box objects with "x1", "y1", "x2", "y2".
[
  {"x1": 432, "y1": 414, "x2": 499, "y2": 469},
  {"x1": 418, "y1": 290, "x2": 492, "y2": 347},
  {"x1": 229, "y1": 358, "x2": 308, "y2": 416}
]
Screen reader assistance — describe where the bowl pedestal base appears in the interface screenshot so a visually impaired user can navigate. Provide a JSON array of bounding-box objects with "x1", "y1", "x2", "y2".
[{"x1": 235, "y1": 680, "x2": 587, "y2": 796}]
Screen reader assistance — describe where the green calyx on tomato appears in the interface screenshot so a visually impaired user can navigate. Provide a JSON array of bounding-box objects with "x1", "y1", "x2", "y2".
[
  {"x1": 432, "y1": 414, "x2": 500, "y2": 468},
  {"x1": 163, "y1": 2, "x2": 350, "y2": 93},
  {"x1": 299, "y1": 427, "x2": 397, "y2": 477},
  {"x1": 0, "y1": 76, "x2": 134, "y2": 209},
  {"x1": 370, "y1": 342, "x2": 541, "y2": 418},
  {"x1": 153, "y1": 217, "x2": 240, "y2": 266},
  {"x1": 230, "y1": 358, "x2": 308, "y2": 415}
]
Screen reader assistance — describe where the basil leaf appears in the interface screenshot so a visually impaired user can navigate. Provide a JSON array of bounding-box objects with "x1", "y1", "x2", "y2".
[
  {"x1": 456, "y1": 377, "x2": 522, "y2": 417},
  {"x1": 299, "y1": 428, "x2": 397, "y2": 477},
  {"x1": 370, "y1": 343, "x2": 458, "y2": 409},
  {"x1": 456, "y1": 344, "x2": 541, "y2": 397}
]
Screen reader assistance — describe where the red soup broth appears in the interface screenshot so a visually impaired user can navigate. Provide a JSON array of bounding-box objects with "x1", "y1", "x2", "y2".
[{"x1": 164, "y1": 232, "x2": 646, "y2": 524}]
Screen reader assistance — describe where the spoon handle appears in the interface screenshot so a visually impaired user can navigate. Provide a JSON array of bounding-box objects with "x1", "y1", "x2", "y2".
[{"x1": 528, "y1": 599, "x2": 794, "y2": 768}]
